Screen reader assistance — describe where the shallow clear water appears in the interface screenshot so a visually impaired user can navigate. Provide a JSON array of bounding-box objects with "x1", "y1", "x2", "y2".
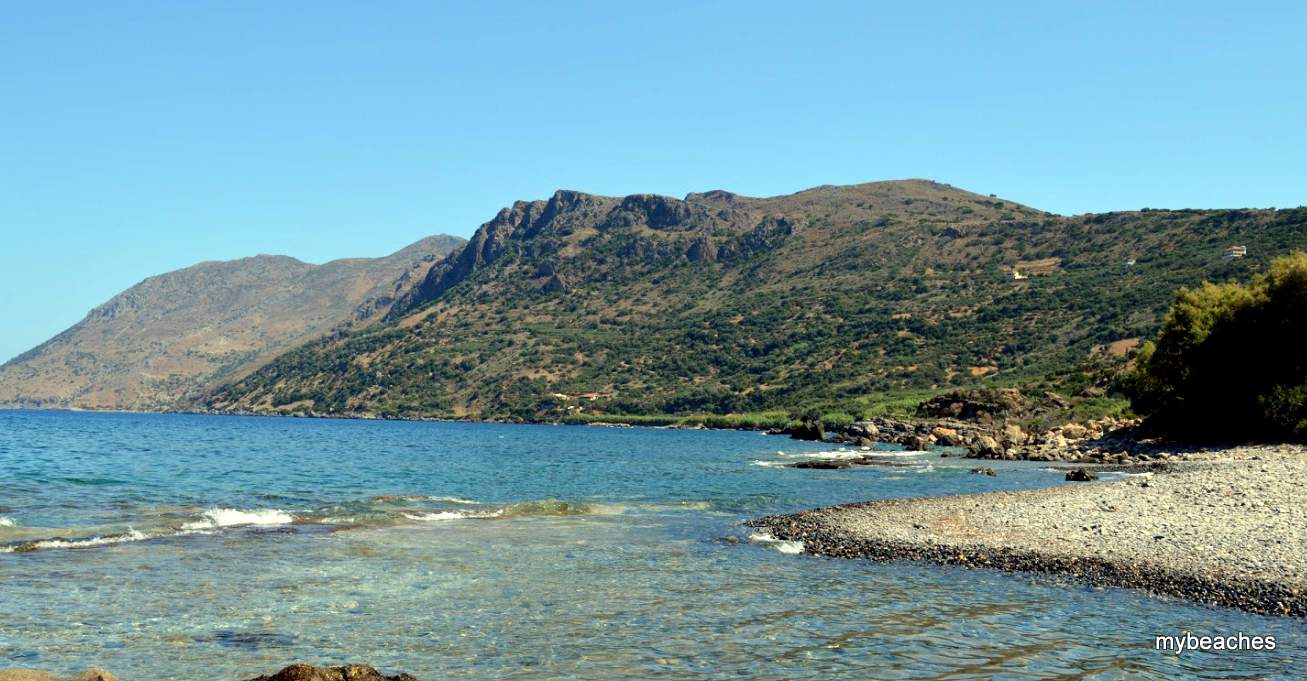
[{"x1": 0, "y1": 410, "x2": 1302, "y2": 679}]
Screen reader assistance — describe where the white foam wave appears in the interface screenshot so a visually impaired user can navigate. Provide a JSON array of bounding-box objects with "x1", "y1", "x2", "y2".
[
  {"x1": 0, "y1": 517, "x2": 14, "y2": 527},
  {"x1": 779, "y1": 450, "x2": 866, "y2": 460},
  {"x1": 14, "y1": 529, "x2": 148, "y2": 552},
  {"x1": 751, "y1": 460, "x2": 789, "y2": 467},
  {"x1": 182, "y1": 508, "x2": 294, "y2": 530},
  {"x1": 780, "y1": 449, "x2": 927, "y2": 460},
  {"x1": 321, "y1": 516, "x2": 357, "y2": 524},
  {"x1": 427, "y1": 496, "x2": 481, "y2": 505},
  {"x1": 748, "y1": 531, "x2": 804, "y2": 555},
  {"x1": 403, "y1": 510, "x2": 502, "y2": 522}
]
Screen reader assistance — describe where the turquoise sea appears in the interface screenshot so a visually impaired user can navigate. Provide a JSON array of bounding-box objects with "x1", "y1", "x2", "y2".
[{"x1": 0, "y1": 410, "x2": 1302, "y2": 679}]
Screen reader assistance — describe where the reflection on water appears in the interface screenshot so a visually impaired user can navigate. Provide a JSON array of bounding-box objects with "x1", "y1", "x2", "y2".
[{"x1": 0, "y1": 410, "x2": 1302, "y2": 680}]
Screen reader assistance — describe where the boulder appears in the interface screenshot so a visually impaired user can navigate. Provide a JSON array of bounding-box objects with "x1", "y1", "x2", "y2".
[
  {"x1": 245, "y1": 664, "x2": 419, "y2": 681},
  {"x1": 1065, "y1": 468, "x2": 1099, "y2": 482},
  {"x1": 970, "y1": 467, "x2": 997, "y2": 476},
  {"x1": 1001, "y1": 423, "x2": 1029, "y2": 447},
  {"x1": 1040, "y1": 431, "x2": 1069, "y2": 449},
  {"x1": 71, "y1": 672, "x2": 117, "y2": 681},
  {"x1": 904, "y1": 434, "x2": 932, "y2": 451},
  {"x1": 1059, "y1": 423, "x2": 1090, "y2": 440},
  {"x1": 916, "y1": 388, "x2": 1026, "y2": 422},
  {"x1": 787, "y1": 420, "x2": 825, "y2": 441},
  {"x1": 859, "y1": 422, "x2": 880, "y2": 439},
  {"x1": 930, "y1": 426, "x2": 963, "y2": 447},
  {"x1": 969, "y1": 435, "x2": 1003, "y2": 458}
]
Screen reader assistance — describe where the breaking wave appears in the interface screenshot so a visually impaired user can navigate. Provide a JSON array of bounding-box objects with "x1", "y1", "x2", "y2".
[
  {"x1": 748, "y1": 531, "x2": 804, "y2": 555},
  {"x1": 3, "y1": 529, "x2": 149, "y2": 553},
  {"x1": 182, "y1": 508, "x2": 295, "y2": 530}
]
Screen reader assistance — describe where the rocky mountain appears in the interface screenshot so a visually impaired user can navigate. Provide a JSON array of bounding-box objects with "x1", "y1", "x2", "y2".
[
  {"x1": 203, "y1": 180, "x2": 1307, "y2": 421},
  {"x1": 0, "y1": 235, "x2": 464, "y2": 410}
]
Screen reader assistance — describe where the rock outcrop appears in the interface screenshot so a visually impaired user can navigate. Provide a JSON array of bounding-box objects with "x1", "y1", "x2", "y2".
[{"x1": 245, "y1": 663, "x2": 418, "y2": 681}]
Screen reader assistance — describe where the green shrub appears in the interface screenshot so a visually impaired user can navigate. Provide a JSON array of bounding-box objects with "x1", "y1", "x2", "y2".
[{"x1": 1122, "y1": 253, "x2": 1307, "y2": 440}]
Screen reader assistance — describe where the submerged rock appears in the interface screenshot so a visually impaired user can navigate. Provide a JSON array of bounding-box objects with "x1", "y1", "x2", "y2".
[
  {"x1": 970, "y1": 467, "x2": 997, "y2": 477},
  {"x1": 244, "y1": 664, "x2": 418, "y2": 681},
  {"x1": 789, "y1": 459, "x2": 852, "y2": 470}
]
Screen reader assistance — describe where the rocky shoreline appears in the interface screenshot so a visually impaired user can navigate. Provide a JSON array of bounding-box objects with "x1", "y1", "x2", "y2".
[{"x1": 750, "y1": 446, "x2": 1307, "y2": 617}]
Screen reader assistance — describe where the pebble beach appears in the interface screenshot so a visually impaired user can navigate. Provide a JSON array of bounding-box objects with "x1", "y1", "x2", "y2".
[{"x1": 751, "y1": 445, "x2": 1307, "y2": 617}]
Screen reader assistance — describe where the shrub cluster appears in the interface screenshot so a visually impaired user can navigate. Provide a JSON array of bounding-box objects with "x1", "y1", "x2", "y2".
[{"x1": 1122, "y1": 253, "x2": 1307, "y2": 440}]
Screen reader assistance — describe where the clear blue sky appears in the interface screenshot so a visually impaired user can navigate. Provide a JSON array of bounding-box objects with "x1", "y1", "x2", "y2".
[{"x1": 2, "y1": 1, "x2": 1305, "y2": 363}]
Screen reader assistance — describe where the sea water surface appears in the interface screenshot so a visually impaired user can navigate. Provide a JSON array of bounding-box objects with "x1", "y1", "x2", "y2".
[{"x1": 0, "y1": 410, "x2": 1302, "y2": 679}]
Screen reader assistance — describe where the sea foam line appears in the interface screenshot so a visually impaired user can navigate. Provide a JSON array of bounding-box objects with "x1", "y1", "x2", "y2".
[
  {"x1": 182, "y1": 508, "x2": 295, "y2": 530},
  {"x1": 403, "y1": 510, "x2": 502, "y2": 521},
  {"x1": 2, "y1": 529, "x2": 150, "y2": 553}
]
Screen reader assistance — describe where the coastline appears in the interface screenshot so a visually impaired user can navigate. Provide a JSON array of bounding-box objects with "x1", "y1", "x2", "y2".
[{"x1": 750, "y1": 446, "x2": 1307, "y2": 618}]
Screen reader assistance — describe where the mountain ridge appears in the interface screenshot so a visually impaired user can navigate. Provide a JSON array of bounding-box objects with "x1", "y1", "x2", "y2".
[
  {"x1": 0, "y1": 234, "x2": 465, "y2": 410},
  {"x1": 202, "y1": 180, "x2": 1307, "y2": 420}
]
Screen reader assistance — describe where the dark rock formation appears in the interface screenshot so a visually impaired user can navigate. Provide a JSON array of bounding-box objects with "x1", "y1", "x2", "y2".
[
  {"x1": 244, "y1": 663, "x2": 418, "y2": 681},
  {"x1": 787, "y1": 420, "x2": 825, "y2": 441},
  {"x1": 1065, "y1": 468, "x2": 1099, "y2": 482},
  {"x1": 790, "y1": 459, "x2": 851, "y2": 470}
]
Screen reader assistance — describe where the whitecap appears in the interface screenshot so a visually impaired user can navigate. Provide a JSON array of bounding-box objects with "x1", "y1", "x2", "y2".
[
  {"x1": 403, "y1": 511, "x2": 466, "y2": 521},
  {"x1": 748, "y1": 531, "x2": 804, "y2": 555},
  {"x1": 0, "y1": 517, "x2": 14, "y2": 527},
  {"x1": 182, "y1": 508, "x2": 294, "y2": 530},
  {"x1": 781, "y1": 449, "x2": 927, "y2": 460},
  {"x1": 9, "y1": 529, "x2": 149, "y2": 552},
  {"x1": 403, "y1": 509, "x2": 502, "y2": 521}
]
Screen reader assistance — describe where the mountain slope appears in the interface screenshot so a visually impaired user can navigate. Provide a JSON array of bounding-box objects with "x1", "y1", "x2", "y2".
[
  {"x1": 0, "y1": 234, "x2": 464, "y2": 410},
  {"x1": 203, "y1": 180, "x2": 1307, "y2": 420}
]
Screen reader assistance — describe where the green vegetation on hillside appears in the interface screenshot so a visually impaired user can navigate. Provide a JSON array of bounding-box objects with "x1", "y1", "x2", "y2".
[
  {"x1": 1121, "y1": 253, "x2": 1307, "y2": 440},
  {"x1": 202, "y1": 181, "x2": 1307, "y2": 423},
  {"x1": 0, "y1": 235, "x2": 465, "y2": 410}
]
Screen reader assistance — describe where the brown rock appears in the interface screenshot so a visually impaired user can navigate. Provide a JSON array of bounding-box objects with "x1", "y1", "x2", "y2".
[
  {"x1": 1001, "y1": 423, "x2": 1028, "y2": 446},
  {"x1": 904, "y1": 434, "x2": 932, "y2": 451},
  {"x1": 71, "y1": 671, "x2": 118, "y2": 681},
  {"x1": 1059, "y1": 423, "x2": 1090, "y2": 440},
  {"x1": 930, "y1": 426, "x2": 963, "y2": 447},
  {"x1": 1065, "y1": 468, "x2": 1099, "y2": 482},
  {"x1": 245, "y1": 664, "x2": 418, "y2": 681},
  {"x1": 970, "y1": 435, "x2": 1003, "y2": 458}
]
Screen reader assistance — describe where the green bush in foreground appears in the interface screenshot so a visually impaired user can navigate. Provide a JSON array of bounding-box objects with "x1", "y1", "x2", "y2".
[{"x1": 1122, "y1": 253, "x2": 1307, "y2": 440}]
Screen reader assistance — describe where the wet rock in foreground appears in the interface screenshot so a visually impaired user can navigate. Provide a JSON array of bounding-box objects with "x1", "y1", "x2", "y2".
[{"x1": 245, "y1": 664, "x2": 418, "y2": 681}]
